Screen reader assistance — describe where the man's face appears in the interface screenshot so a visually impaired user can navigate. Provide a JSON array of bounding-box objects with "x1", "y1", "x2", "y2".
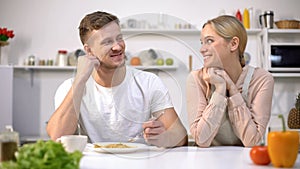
[{"x1": 86, "y1": 21, "x2": 126, "y2": 69}]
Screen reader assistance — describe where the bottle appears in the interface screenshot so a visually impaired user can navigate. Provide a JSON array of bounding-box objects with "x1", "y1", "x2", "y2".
[
  {"x1": 248, "y1": 7, "x2": 255, "y2": 28},
  {"x1": 243, "y1": 8, "x2": 250, "y2": 29},
  {"x1": 235, "y1": 9, "x2": 242, "y2": 22},
  {"x1": 55, "y1": 50, "x2": 68, "y2": 66},
  {"x1": 0, "y1": 126, "x2": 19, "y2": 162}
]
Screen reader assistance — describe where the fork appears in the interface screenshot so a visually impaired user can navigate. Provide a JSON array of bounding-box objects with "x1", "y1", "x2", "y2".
[{"x1": 128, "y1": 112, "x2": 164, "y2": 142}]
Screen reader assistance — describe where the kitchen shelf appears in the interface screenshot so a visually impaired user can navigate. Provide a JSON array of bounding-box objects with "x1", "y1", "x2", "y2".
[
  {"x1": 268, "y1": 29, "x2": 300, "y2": 34},
  {"x1": 122, "y1": 29, "x2": 200, "y2": 36},
  {"x1": 13, "y1": 65, "x2": 76, "y2": 70},
  {"x1": 13, "y1": 65, "x2": 177, "y2": 86},
  {"x1": 246, "y1": 29, "x2": 262, "y2": 35},
  {"x1": 122, "y1": 28, "x2": 263, "y2": 36},
  {"x1": 271, "y1": 72, "x2": 300, "y2": 77},
  {"x1": 130, "y1": 65, "x2": 178, "y2": 70},
  {"x1": 13, "y1": 65, "x2": 177, "y2": 71}
]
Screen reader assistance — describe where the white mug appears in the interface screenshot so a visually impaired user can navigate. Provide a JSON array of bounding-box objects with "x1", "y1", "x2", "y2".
[{"x1": 56, "y1": 135, "x2": 87, "y2": 153}]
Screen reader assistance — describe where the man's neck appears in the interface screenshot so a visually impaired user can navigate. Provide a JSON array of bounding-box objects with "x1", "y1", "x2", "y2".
[{"x1": 92, "y1": 64, "x2": 126, "y2": 87}]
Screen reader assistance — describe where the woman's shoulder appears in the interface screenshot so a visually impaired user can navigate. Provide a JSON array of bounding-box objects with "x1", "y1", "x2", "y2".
[
  {"x1": 187, "y1": 68, "x2": 206, "y2": 84},
  {"x1": 252, "y1": 66, "x2": 274, "y2": 82},
  {"x1": 188, "y1": 68, "x2": 204, "y2": 78}
]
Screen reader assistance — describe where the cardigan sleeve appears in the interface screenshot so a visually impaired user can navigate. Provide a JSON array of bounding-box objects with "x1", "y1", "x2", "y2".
[
  {"x1": 227, "y1": 69, "x2": 274, "y2": 147},
  {"x1": 186, "y1": 71, "x2": 228, "y2": 147}
]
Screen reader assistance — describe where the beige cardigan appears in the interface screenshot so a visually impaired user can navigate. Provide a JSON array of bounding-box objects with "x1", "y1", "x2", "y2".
[{"x1": 186, "y1": 65, "x2": 274, "y2": 147}]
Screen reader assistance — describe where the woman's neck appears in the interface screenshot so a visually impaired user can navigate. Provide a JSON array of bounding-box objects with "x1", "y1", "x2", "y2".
[{"x1": 225, "y1": 62, "x2": 243, "y2": 83}]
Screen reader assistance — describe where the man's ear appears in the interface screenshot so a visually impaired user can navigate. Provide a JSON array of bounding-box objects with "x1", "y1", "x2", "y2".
[
  {"x1": 84, "y1": 44, "x2": 92, "y2": 56},
  {"x1": 230, "y1": 37, "x2": 239, "y2": 52}
]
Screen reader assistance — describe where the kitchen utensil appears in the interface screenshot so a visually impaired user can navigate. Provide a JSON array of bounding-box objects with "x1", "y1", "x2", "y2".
[
  {"x1": 56, "y1": 135, "x2": 87, "y2": 153},
  {"x1": 259, "y1": 11, "x2": 274, "y2": 28},
  {"x1": 128, "y1": 111, "x2": 164, "y2": 142}
]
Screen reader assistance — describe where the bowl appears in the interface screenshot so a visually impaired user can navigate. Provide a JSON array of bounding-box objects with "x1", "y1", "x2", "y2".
[{"x1": 275, "y1": 20, "x2": 300, "y2": 29}]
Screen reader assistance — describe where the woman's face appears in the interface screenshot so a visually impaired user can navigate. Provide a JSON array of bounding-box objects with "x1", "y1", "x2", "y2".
[
  {"x1": 200, "y1": 24, "x2": 231, "y2": 69},
  {"x1": 86, "y1": 21, "x2": 126, "y2": 69}
]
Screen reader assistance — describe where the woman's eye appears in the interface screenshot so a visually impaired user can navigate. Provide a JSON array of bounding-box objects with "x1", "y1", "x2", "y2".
[{"x1": 206, "y1": 39, "x2": 213, "y2": 44}]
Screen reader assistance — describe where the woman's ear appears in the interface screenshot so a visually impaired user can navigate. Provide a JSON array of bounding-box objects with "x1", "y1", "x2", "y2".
[{"x1": 230, "y1": 37, "x2": 239, "y2": 52}]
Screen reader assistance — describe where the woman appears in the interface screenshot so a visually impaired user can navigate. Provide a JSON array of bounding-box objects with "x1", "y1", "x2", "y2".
[{"x1": 186, "y1": 15, "x2": 274, "y2": 147}]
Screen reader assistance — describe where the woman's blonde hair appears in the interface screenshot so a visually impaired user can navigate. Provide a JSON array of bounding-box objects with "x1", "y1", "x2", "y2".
[{"x1": 203, "y1": 15, "x2": 247, "y2": 67}]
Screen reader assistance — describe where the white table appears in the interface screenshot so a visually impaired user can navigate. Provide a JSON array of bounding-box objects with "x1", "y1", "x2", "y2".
[{"x1": 81, "y1": 145, "x2": 300, "y2": 169}]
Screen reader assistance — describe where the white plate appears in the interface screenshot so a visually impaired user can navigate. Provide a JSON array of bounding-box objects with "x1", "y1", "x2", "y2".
[{"x1": 92, "y1": 142, "x2": 148, "y2": 153}]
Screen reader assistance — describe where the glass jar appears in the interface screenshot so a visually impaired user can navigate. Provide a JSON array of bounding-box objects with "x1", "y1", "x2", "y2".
[
  {"x1": 55, "y1": 50, "x2": 68, "y2": 66},
  {"x1": 0, "y1": 126, "x2": 19, "y2": 162}
]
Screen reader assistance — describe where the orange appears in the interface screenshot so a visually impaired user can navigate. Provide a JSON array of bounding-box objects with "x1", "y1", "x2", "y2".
[{"x1": 130, "y1": 57, "x2": 141, "y2": 66}]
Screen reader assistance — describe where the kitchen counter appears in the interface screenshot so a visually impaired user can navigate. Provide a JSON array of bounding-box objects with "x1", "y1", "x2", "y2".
[{"x1": 81, "y1": 145, "x2": 300, "y2": 169}]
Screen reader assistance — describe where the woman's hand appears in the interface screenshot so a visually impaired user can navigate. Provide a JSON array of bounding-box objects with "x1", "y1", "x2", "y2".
[
  {"x1": 214, "y1": 69, "x2": 239, "y2": 96},
  {"x1": 75, "y1": 54, "x2": 100, "y2": 82},
  {"x1": 203, "y1": 67, "x2": 226, "y2": 96}
]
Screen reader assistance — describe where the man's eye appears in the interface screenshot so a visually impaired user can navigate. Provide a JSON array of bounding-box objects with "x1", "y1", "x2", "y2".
[
  {"x1": 103, "y1": 40, "x2": 113, "y2": 45},
  {"x1": 116, "y1": 36, "x2": 124, "y2": 42}
]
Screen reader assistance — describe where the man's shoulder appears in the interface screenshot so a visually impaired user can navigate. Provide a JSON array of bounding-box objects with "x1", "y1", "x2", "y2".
[
  {"x1": 127, "y1": 66, "x2": 158, "y2": 79},
  {"x1": 58, "y1": 77, "x2": 74, "y2": 88}
]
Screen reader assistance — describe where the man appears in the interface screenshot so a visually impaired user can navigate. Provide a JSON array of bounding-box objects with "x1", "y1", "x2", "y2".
[{"x1": 46, "y1": 11, "x2": 187, "y2": 147}]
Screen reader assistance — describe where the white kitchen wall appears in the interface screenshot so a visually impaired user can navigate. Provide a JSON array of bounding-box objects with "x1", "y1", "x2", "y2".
[
  {"x1": 1, "y1": 0, "x2": 299, "y2": 65},
  {"x1": 1, "y1": 0, "x2": 300, "y2": 138}
]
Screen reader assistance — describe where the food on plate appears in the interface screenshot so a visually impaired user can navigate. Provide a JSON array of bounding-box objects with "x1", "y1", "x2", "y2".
[
  {"x1": 268, "y1": 114, "x2": 299, "y2": 168},
  {"x1": 250, "y1": 145, "x2": 270, "y2": 165},
  {"x1": 94, "y1": 143, "x2": 135, "y2": 148}
]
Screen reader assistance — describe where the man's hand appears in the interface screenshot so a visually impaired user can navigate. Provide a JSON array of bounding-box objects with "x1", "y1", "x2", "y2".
[
  {"x1": 76, "y1": 54, "x2": 100, "y2": 82},
  {"x1": 142, "y1": 120, "x2": 166, "y2": 141}
]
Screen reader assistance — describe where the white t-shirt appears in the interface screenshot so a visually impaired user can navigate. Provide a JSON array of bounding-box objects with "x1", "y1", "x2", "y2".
[{"x1": 54, "y1": 66, "x2": 173, "y2": 143}]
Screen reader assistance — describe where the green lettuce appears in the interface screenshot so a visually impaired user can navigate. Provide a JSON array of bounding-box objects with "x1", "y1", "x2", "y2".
[{"x1": 0, "y1": 140, "x2": 83, "y2": 169}]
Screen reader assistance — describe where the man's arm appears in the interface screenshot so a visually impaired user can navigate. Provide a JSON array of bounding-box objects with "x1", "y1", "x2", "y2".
[
  {"x1": 47, "y1": 55, "x2": 99, "y2": 140},
  {"x1": 46, "y1": 78, "x2": 86, "y2": 141},
  {"x1": 143, "y1": 108, "x2": 188, "y2": 147}
]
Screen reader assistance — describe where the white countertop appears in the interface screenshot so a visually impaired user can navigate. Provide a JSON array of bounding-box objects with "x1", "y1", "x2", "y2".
[{"x1": 81, "y1": 145, "x2": 300, "y2": 169}]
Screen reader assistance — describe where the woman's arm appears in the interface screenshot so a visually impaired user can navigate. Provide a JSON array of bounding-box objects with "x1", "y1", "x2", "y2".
[
  {"x1": 227, "y1": 71, "x2": 274, "y2": 147},
  {"x1": 186, "y1": 71, "x2": 228, "y2": 147}
]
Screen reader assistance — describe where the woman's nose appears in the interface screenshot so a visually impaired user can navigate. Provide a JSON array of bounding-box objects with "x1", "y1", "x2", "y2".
[{"x1": 200, "y1": 45, "x2": 207, "y2": 55}]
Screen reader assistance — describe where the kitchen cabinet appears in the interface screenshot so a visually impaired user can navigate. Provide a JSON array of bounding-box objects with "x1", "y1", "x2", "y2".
[
  {"x1": 0, "y1": 65, "x2": 13, "y2": 131},
  {"x1": 261, "y1": 29, "x2": 300, "y2": 77},
  {"x1": 260, "y1": 29, "x2": 300, "y2": 130}
]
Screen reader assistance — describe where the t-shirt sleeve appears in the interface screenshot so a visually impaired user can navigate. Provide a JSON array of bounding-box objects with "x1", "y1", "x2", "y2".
[
  {"x1": 54, "y1": 78, "x2": 73, "y2": 109},
  {"x1": 149, "y1": 75, "x2": 173, "y2": 113}
]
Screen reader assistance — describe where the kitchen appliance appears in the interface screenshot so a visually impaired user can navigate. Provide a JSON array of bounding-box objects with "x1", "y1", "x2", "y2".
[
  {"x1": 259, "y1": 11, "x2": 274, "y2": 28},
  {"x1": 267, "y1": 43, "x2": 300, "y2": 72}
]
